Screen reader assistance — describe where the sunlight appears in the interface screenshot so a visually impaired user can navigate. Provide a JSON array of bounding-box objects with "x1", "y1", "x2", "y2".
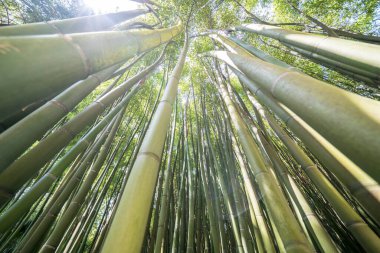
[{"x1": 83, "y1": 0, "x2": 142, "y2": 14}]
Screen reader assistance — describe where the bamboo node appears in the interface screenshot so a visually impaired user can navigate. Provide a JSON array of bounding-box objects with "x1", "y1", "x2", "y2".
[
  {"x1": 346, "y1": 220, "x2": 365, "y2": 229},
  {"x1": 82, "y1": 138, "x2": 91, "y2": 146},
  {"x1": 61, "y1": 126, "x2": 76, "y2": 139},
  {"x1": 46, "y1": 173, "x2": 58, "y2": 181},
  {"x1": 311, "y1": 36, "x2": 330, "y2": 55},
  {"x1": 90, "y1": 74, "x2": 103, "y2": 84},
  {"x1": 50, "y1": 99, "x2": 69, "y2": 113},
  {"x1": 94, "y1": 100, "x2": 107, "y2": 109},
  {"x1": 138, "y1": 151, "x2": 161, "y2": 162},
  {"x1": 271, "y1": 71, "x2": 296, "y2": 95},
  {"x1": 159, "y1": 99, "x2": 173, "y2": 106},
  {"x1": 42, "y1": 244, "x2": 56, "y2": 250},
  {"x1": 61, "y1": 34, "x2": 91, "y2": 76}
]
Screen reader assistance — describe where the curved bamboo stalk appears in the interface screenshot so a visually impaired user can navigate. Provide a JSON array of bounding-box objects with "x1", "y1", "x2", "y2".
[
  {"x1": 0, "y1": 23, "x2": 181, "y2": 126},
  {"x1": 226, "y1": 36, "x2": 298, "y2": 70},
  {"x1": 101, "y1": 33, "x2": 189, "y2": 253},
  {"x1": 281, "y1": 41, "x2": 380, "y2": 87},
  {"x1": 38, "y1": 108, "x2": 125, "y2": 253},
  {"x1": 0, "y1": 9, "x2": 149, "y2": 36},
  {"x1": 213, "y1": 70, "x2": 313, "y2": 253},
  {"x1": 236, "y1": 23, "x2": 380, "y2": 79},
  {"x1": 233, "y1": 69, "x2": 380, "y2": 226},
  {"x1": 153, "y1": 117, "x2": 177, "y2": 253},
  {"x1": 0, "y1": 64, "x2": 121, "y2": 174},
  {"x1": 244, "y1": 94, "x2": 337, "y2": 253},
  {"x1": 15, "y1": 120, "x2": 115, "y2": 252},
  {"x1": 0, "y1": 81, "x2": 143, "y2": 232},
  {"x1": 264, "y1": 106, "x2": 380, "y2": 253},
  {"x1": 207, "y1": 50, "x2": 380, "y2": 184},
  {"x1": 0, "y1": 47, "x2": 167, "y2": 200}
]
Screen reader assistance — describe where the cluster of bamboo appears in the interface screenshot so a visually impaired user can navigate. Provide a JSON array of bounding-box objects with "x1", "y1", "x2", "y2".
[{"x1": 0, "y1": 7, "x2": 379, "y2": 253}]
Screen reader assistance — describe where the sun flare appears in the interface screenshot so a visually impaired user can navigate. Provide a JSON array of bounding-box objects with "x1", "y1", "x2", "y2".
[{"x1": 83, "y1": 0, "x2": 141, "y2": 14}]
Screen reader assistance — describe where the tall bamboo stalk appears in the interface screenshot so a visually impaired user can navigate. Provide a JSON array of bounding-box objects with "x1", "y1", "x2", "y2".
[
  {"x1": 0, "y1": 63, "x2": 121, "y2": 173},
  {"x1": 101, "y1": 33, "x2": 189, "y2": 253},
  {"x1": 0, "y1": 23, "x2": 181, "y2": 126},
  {"x1": 207, "y1": 50, "x2": 380, "y2": 184},
  {"x1": 233, "y1": 68, "x2": 380, "y2": 225},
  {"x1": 212, "y1": 66, "x2": 313, "y2": 252},
  {"x1": 236, "y1": 23, "x2": 380, "y2": 79},
  {"x1": 257, "y1": 98, "x2": 380, "y2": 252},
  {"x1": 0, "y1": 9, "x2": 149, "y2": 36},
  {"x1": 0, "y1": 47, "x2": 167, "y2": 202}
]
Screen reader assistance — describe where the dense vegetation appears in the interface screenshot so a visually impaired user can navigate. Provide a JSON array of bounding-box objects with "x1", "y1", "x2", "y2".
[{"x1": 0, "y1": 0, "x2": 379, "y2": 252}]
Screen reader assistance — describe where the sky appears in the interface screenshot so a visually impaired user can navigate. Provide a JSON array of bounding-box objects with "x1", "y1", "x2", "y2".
[{"x1": 83, "y1": 0, "x2": 142, "y2": 14}]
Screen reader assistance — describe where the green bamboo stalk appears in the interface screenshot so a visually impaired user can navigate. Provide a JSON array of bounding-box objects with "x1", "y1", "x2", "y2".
[
  {"x1": 207, "y1": 50, "x2": 380, "y2": 184},
  {"x1": 246, "y1": 96, "x2": 337, "y2": 252},
  {"x1": 196, "y1": 116, "x2": 221, "y2": 252},
  {"x1": 231, "y1": 134, "x2": 274, "y2": 253},
  {"x1": 0, "y1": 9, "x2": 149, "y2": 36},
  {"x1": 153, "y1": 113, "x2": 177, "y2": 253},
  {"x1": 236, "y1": 23, "x2": 380, "y2": 78},
  {"x1": 0, "y1": 23, "x2": 181, "y2": 126},
  {"x1": 281, "y1": 41, "x2": 380, "y2": 86},
  {"x1": 185, "y1": 122, "x2": 195, "y2": 253},
  {"x1": 89, "y1": 92, "x2": 156, "y2": 252},
  {"x1": 38, "y1": 108, "x2": 125, "y2": 253},
  {"x1": 0, "y1": 63, "x2": 121, "y2": 174},
  {"x1": 101, "y1": 33, "x2": 189, "y2": 253},
  {"x1": 207, "y1": 134, "x2": 244, "y2": 253},
  {"x1": 233, "y1": 69, "x2": 380, "y2": 226},
  {"x1": 227, "y1": 35, "x2": 378, "y2": 87},
  {"x1": 226, "y1": 36, "x2": 298, "y2": 70},
  {"x1": 15, "y1": 120, "x2": 115, "y2": 253},
  {"x1": 202, "y1": 105, "x2": 244, "y2": 253},
  {"x1": 0, "y1": 47, "x2": 167, "y2": 200},
  {"x1": 223, "y1": 139, "x2": 255, "y2": 253},
  {"x1": 0, "y1": 82, "x2": 144, "y2": 229},
  {"x1": 214, "y1": 74, "x2": 313, "y2": 252},
  {"x1": 263, "y1": 103, "x2": 380, "y2": 253},
  {"x1": 199, "y1": 145, "x2": 222, "y2": 253},
  {"x1": 170, "y1": 160, "x2": 187, "y2": 253}
]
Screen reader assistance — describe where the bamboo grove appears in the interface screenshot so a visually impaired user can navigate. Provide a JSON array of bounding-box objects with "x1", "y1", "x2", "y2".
[{"x1": 0, "y1": 0, "x2": 379, "y2": 252}]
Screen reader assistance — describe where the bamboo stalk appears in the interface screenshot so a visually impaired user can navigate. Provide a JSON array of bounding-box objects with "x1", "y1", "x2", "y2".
[
  {"x1": 213, "y1": 70, "x2": 313, "y2": 253},
  {"x1": 101, "y1": 33, "x2": 189, "y2": 253},
  {"x1": 236, "y1": 23, "x2": 380, "y2": 78},
  {"x1": 0, "y1": 23, "x2": 181, "y2": 126},
  {"x1": 233, "y1": 69, "x2": 380, "y2": 226},
  {"x1": 0, "y1": 63, "x2": 121, "y2": 174},
  {"x1": 0, "y1": 80, "x2": 143, "y2": 233},
  {"x1": 261, "y1": 100, "x2": 380, "y2": 252},
  {"x1": 0, "y1": 47, "x2": 167, "y2": 199},
  {"x1": 207, "y1": 50, "x2": 380, "y2": 184},
  {"x1": 39, "y1": 108, "x2": 125, "y2": 253},
  {"x1": 0, "y1": 9, "x2": 149, "y2": 36}
]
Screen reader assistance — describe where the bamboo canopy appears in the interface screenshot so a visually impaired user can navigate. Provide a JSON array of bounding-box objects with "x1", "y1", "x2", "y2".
[{"x1": 0, "y1": 3, "x2": 379, "y2": 253}]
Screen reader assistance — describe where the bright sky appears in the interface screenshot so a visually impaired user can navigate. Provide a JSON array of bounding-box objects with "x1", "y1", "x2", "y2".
[{"x1": 83, "y1": 0, "x2": 142, "y2": 14}]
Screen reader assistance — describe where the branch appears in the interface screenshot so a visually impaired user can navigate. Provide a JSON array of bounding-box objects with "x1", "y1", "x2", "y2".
[{"x1": 286, "y1": 0, "x2": 338, "y2": 37}]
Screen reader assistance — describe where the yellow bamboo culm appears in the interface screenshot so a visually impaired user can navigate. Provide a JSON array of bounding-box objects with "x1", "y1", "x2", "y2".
[{"x1": 101, "y1": 32, "x2": 189, "y2": 253}]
